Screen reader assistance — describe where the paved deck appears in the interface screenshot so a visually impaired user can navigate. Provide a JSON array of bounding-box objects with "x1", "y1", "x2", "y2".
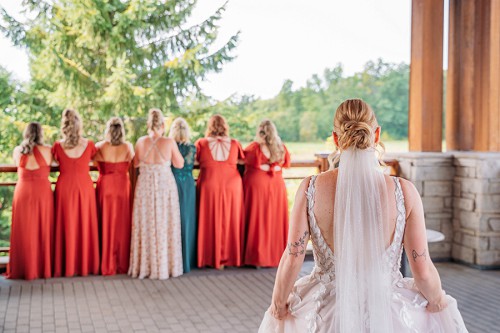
[{"x1": 0, "y1": 261, "x2": 498, "y2": 333}]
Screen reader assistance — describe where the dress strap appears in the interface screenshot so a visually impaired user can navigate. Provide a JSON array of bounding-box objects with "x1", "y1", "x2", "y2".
[
  {"x1": 306, "y1": 175, "x2": 318, "y2": 230},
  {"x1": 143, "y1": 137, "x2": 166, "y2": 163},
  {"x1": 32, "y1": 146, "x2": 47, "y2": 167},
  {"x1": 392, "y1": 177, "x2": 407, "y2": 246}
]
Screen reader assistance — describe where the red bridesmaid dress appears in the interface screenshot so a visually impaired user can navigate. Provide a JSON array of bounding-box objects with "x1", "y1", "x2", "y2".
[
  {"x1": 52, "y1": 141, "x2": 100, "y2": 277},
  {"x1": 243, "y1": 142, "x2": 291, "y2": 267},
  {"x1": 196, "y1": 138, "x2": 245, "y2": 269},
  {"x1": 96, "y1": 159, "x2": 131, "y2": 275},
  {"x1": 7, "y1": 146, "x2": 54, "y2": 280}
]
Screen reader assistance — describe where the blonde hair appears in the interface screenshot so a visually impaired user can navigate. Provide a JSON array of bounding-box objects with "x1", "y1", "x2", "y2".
[
  {"x1": 205, "y1": 114, "x2": 229, "y2": 137},
  {"x1": 255, "y1": 119, "x2": 285, "y2": 163},
  {"x1": 105, "y1": 117, "x2": 126, "y2": 145},
  {"x1": 61, "y1": 109, "x2": 82, "y2": 149},
  {"x1": 332, "y1": 99, "x2": 384, "y2": 163},
  {"x1": 169, "y1": 117, "x2": 191, "y2": 143},
  {"x1": 147, "y1": 108, "x2": 164, "y2": 133},
  {"x1": 20, "y1": 122, "x2": 43, "y2": 154}
]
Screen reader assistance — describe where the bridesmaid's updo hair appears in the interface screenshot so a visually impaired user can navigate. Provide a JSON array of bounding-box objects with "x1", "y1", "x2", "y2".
[
  {"x1": 147, "y1": 108, "x2": 164, "y2": 133},
  {"x1": 205, "y1": 114, "x2": 229, "y2": 137},
  {"x1": 20, "y1": 122, "x2": 43, "y2": 155},
  {"x1": 169, "y1": 117, "x2": 191, "y2": 143},
  {"x1": 256, "y1": 119, "x2": 285, "y2": 163},
  {"x1": 61, "y1": 108, "x2": 82, "y2": 149},
  {"x1": 105, "y1": 117, "x2": 126, "y2": 146},
  {"x1": 334, "y1": 99, "x2": 379, "y2": 151}
]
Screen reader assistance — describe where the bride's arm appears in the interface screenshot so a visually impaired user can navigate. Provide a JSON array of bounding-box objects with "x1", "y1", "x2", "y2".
[
  {"x1": 270, "y1": 177, "x2": 311, "y2": 320},
  {"x1": 401, "y1": 179, "x2": 447, "y2": 313}
]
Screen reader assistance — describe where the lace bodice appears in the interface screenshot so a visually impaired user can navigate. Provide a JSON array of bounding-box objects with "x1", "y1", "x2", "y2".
[
  {"x1": 305, "y1": 175, "x2": 407, "y2": 283},
  {"x1": 172, "y1": 143, "x2": 196, "y2": 178}
]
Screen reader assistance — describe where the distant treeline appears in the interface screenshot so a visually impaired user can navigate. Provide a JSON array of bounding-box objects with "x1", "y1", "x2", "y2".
[{"x1": 208, "y1": 59, "x2": 410, "y2": 143}]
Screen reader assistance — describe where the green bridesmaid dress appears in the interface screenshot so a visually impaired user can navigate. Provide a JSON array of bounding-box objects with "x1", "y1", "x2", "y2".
[{"x1": 172, "y1": 142, "x2": 197, "y2": 273}]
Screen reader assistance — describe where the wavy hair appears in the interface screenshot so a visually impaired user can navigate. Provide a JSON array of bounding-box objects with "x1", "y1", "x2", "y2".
[
  {"x1": 169, "y1": 117, "x2": 191, "y2": 143},
  {"x1": 20, "y1": 122, "x2": 44, "y2": 154},
  {"x1": 205, "y1": 114, "x2": 229, "y2": 137},
  {"x1": 147, "y1": 108, "x2": 164, "y2": 133},
  {"x1": 255, "y1": 119, "x2": 285, "y2": 163},
  {"x1": 61, "y1": 109, "x2": 82, "y2": 149},
  {"x1": 105, "y1": 117, "x2": 126, "y2": 145}
]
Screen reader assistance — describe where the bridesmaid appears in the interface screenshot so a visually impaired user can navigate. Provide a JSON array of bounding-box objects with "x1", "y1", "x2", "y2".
[
  {"x1": 128, "y1": 108, "x2": 184, "y2": 279},
  {"x1": 52, "y1": 109, "x2": 100, "y2": 277},
  {"x1": 95, "y1": 117, "x2": 134, "y2": 275},
  {"x1": 169, "y1": 118, "x2": 197, "y2": 273},
  {"x1": 8, "y1": 122, "x2": 54, "y2": 280},
  {"x1": 243, "y1": 120, "x2": 291, "y2": 267},
  {"x1": 196, "y1": 114, "x2": 245, "y2": 269}
]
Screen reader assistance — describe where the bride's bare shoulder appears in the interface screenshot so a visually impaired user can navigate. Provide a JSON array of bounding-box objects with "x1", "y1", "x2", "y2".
[{"x1": 315, "y1": 169, "x2": 338, "y2": 183}]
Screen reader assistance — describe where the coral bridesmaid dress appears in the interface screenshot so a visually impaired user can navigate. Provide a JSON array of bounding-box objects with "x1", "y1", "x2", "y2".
[
  {"x1": 196, "y1": 137, "x2": 245, "y2": 269},
  {"x1": 97, "y1": 159, "x2": 131, "y2": 275},
  {"x1": 7, "y1": 146, "x2": 54, "y2": 280},
  {"x1": 52, "y1": 141, "x2": 100, "y2": 277},
  {"x1": 243, "y1": 142, "x2": 291, "y2": 267}
]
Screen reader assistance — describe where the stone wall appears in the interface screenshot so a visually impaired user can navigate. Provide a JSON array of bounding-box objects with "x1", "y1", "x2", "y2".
[
  {"x1": 390, "y1": 152, "x2": 500, "y2": 268},
  {"x1": 452, "y1": 153, "x2": 500, "y2": 268},
  {"x1": 390, "y1": 153, "x2": 455, "y2": 260}
]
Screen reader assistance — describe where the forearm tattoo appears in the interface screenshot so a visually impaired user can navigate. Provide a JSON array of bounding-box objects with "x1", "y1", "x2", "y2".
[
  {"x1": 287, "y1": 231, "x2": 309, "y2": 257},
  {"x1": 412, "y1": 249, "x2": 427, "y2": 262}
]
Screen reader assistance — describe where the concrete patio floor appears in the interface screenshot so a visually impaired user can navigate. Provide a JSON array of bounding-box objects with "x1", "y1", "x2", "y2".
[{"x1": 0, "y1": 261, "x2": 497, "y2": 333}]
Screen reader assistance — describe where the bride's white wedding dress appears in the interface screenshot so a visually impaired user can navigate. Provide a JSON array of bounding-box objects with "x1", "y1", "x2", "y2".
[{"x1": 259, "y1": 175, "x2": 468, "y2": 333}]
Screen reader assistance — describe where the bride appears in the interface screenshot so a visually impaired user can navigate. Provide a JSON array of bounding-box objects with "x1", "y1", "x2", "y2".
[{"x1": 259, "y1": 99, "x2": 468, "y2": 332}]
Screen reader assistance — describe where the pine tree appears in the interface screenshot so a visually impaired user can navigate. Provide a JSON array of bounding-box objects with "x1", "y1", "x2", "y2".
[{"x1": 1, "y1": 0, "x2": 239, "y2": 139}]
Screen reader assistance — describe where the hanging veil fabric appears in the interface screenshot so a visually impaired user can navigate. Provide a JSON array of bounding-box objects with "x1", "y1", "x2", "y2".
[
  {"x1": 207, "y1": 136, "x2": 231, "y2": 161},
  {"x1": 334, "y1": 147, "x2": 393, "y2": 332}
]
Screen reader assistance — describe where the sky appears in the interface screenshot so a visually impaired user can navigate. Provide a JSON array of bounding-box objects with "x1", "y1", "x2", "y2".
[{"x1": 0, "y1": 0, "x2": 449, "y2": 101}]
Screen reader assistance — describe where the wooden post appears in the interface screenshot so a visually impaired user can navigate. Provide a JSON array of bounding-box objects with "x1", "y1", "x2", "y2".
[
  {"x1": 409, "y1": 0, "x2": 444, "y2": 152},
  {"x1": 446, "y1": 0, "x2": 500, "y2": 151}
]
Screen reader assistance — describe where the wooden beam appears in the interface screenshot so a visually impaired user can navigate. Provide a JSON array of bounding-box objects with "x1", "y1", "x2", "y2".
[
  {"x1": 409, "y1": 0, "x2": 444, "y2": 152},
  {"x1": 446, "y1": 0, "x2": 460, "y2": 151},
  {"x1": 489, "y1": 0, "x2": 500, "y2": 151}
]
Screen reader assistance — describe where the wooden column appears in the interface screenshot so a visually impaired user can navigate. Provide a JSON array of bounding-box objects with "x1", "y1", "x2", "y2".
[
  {"x1": 446, "y1": 0, "x2": 500, "y2": 151},
  {"x1": 409, "y1": 0, "x2": 444, "y2": 152}
]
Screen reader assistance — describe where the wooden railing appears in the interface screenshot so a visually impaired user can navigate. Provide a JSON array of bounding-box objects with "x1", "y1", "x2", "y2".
[{"x1": 0, "y1": 153, "x2": 399, "y2": 268}]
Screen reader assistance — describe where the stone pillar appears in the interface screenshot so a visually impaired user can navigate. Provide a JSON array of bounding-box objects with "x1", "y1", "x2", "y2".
[
  {"x1": 452, "y1": 153, "x2": 500, "y2": 267},
  {"x1": 392, "y1": 153, "x2": 455, "y2": 259}
]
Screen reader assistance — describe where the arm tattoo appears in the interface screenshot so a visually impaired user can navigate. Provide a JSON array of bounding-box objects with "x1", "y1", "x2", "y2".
[
  {"x1": 287, "y1": 231, "x2": 309, "y2": 257},
  {"x1": 412, "y1": 249, "x2": 427, "y2": 262}
]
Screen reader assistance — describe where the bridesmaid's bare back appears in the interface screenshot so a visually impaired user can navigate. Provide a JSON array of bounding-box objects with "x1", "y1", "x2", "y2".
[
  {"x1": 95, "y1": 141, "x2": 133, "y2": 163},
  {"x1": 59, "y1": 138, "x2": 90, "y2": 159},
  {"x1": 134, "y1": 136, "x2": 184, "y2": 168},
  {"x1": 312, "y1": 169, "x2": 399, "y2": 253}
]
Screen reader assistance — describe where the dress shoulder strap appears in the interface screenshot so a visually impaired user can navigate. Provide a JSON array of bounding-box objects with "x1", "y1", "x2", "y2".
[
  {"x1": 32, "y1": 146, "x2": 47, "y2": 167},
  {"x1": 392, "y1": 177, "x2": 407, "y2": 246},
  {"x1": 306, "y1": 175, "x2": 318, "y2": 229}
]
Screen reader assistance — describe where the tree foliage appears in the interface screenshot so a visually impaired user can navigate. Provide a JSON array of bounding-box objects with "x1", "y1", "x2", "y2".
[{"x1": 1, "y1": 0, "x2": 239, "y2": 142}]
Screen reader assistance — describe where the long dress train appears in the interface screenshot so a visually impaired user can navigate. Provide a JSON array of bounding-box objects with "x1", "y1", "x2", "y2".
[{"x1": 259, "y1": 175, "x2": 468, "y2": 333}]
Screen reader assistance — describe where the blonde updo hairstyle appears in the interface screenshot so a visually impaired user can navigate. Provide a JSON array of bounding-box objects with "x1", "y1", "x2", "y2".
[
  {"x1": 61, "y1": 108, "x2": 82, "y2": 149},
  {"x1": 332, "y1": 99, "x2": 384, "y2": 164},
  {"x1": 105, "y1": 117, "x2": 126, "y2": 145},
  {"x1": 255, "y1": 119, "x2": 285, "y2": 163},
  {"x1": 205, "y1": 114, "x2": 229, "y2": 137},
  {"x1": 169, "y1": 117, "x2": 191, "y2": 143},
  {"x1": 20, "y1": 122, "x2": 44, "y2": 155},
  {"x1": 147, "y1": 108, "x2": 164, "y2": 134}
]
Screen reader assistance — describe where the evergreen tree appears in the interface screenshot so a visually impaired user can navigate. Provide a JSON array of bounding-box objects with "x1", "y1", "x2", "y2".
[{"x1": 1, "y1": 0, "x2": 239, "y2": 139}]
